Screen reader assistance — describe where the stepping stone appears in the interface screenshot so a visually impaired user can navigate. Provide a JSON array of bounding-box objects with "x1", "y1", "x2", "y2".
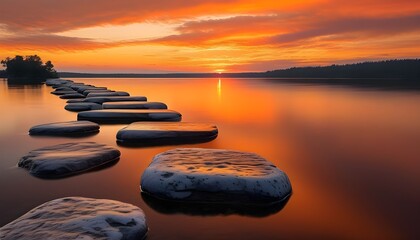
[
  {"x1": 78, "y1": 109, "x2": 182, "y2": 123},
  {"x1": 65, "y1": 102, "x2": 103, "y2": 112},
  {"x1": 60, "y1": 93, "x2": 86, "y2": 99},
  {"x1": 67, "y1": 99, "x2": 86, "y2": 103},
  {"x1": 29, "y1": 121, "x2": 100, "y2": 135},
  {"x1": 45, "y1": 79, "x2": 73, "y2": 86},
  {"x1": 0, "y1": 197, "x2": 148, "y2": 240},
  {"x1": 141, "y1": 148, "x2": 292, "y2": 205},
  {"x1": 83, "y1": 96, "x2": 147, "y2": 104},
  {"x1": 18, "y1": 142, "x2": 121, "y2": 178},
  {"x1": 75, "y1": 86, "x2": 107, "y2": 93},
  {"x1": 55, "y1": 87, "x2": 74, "y2": 91},
  {"x1": 117, "y1": 122, "x2": 218, "y2": 145},
  {"x1": 51, "y1": 90, "x2": 78, "y2": 95},
  {"x1": 82, "y1": 89, "x2": 115, "y2": 96},
  {"x1": 103, "y1": 101, "x2": 167, "y2": 110},
  {"x1": 87, "y1": 91, "x2": 130, "y2": 97}
]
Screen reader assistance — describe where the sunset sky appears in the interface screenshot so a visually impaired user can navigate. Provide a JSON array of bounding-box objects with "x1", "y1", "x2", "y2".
[{"x1": 1, "y1": 0, "x2": 419, "y2": 73}]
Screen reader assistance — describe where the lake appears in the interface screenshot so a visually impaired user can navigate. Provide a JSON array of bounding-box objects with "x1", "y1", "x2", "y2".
[{"x1": 0, "y1": 78, "x2": 419, "y2": 239}]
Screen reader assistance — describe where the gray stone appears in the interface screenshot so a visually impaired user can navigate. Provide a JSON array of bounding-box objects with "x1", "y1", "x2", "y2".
[
  {"x1": 0, "y1": 197, "x2": 148, "y2": 240},
  {"x1": 67, "y1": 99, "x2": 86, "y2": 103},
  {"x1": 103, "y1": 101, "x2": 167, "y2": 110},
  {"x1": 78, "y1": 110, "x2": 181, "y2": 123},
  {"x1": 141, "y1": 148, "x2": 292, "y2": 205},
  {"x1": 117, "y1": 122, "x2": 217, "y2": 144},
  {"x1": 65, "y1": 102, "x2": 103, "y2": 112},
  {"x1": 18, "y1": 142, "x2": 120, "y2": 178},
  {"x1": 59, "y1": 93, "x2": 86, "y2": 99},
  {"x1": 83, "y1": 96, "x2": 147, "y2": 104},
  {"x1": 55, "y1": 87, "x2": 74, "y2": 91},
  {"x1": 82, "y1": 89, "x2": 115, "y2": 96},
  {"x1": 45, "y1": 79, "x2": 73, "y2": 86},
  {"x1": 51, "y1": 90, "x2": 78, "y2": 95},
  {"x1": 87, "y1": 91, "x2": 130, "y2": 97},
  {"x1": 29, "y1": 121, "x2": 100, "y2": 135},
  {"x1": 75, "y1": 86, "x2": 107, "y2": 93}
]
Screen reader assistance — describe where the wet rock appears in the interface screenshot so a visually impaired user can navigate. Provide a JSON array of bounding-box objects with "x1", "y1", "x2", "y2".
[
  {"x1": 54, "y1": 87, "x2": 74, "y2": 91},
  {"x1": 103, "y1": 102, "x2": 167, "y2": 110},
  {"x1": 18, "y1": 142, "x2": 120, "y2": 178},
  {"x1": 0, "y1": 197, "x2": 148, "y2": 240},
  {"x1": 78, "y1": 109, "x2": 181, "y2": 123},
  {"x1": 67, "y1": 99, "x2": 86, "y2": 103},
  {"x1": 29, "y1": 121, "x2": 100, "y2": 135},
  {"x1": 117, "y1": 122, "x2": 217, "y2": 145},
  {"x1": 51, "y1": 90, "x2": 78, "y2": 95},
  {"x1": 65, "y1": 102, "x2": 103, "y2": 112},
  {"x1": 87, "y1": 91, "x2": 130, "y2": 97},
  {"x1": 141, "y1": 148, "x2": 292, "y2": 205},
  {"x1": 75, "y1": 86, "x2": 107, "y2": 93},
  {"x1": 59, "y1": 93, "x2": 86, "y2": 99},
  {"x1": 83, "y1": 96, "x2": 147, "y2": 104},
  {"x1": 45, "y1": 79, "x2": 73, "y2": 86},
  {"x1": 82, "y1": 89, "x2": 115, "y2": 96}
]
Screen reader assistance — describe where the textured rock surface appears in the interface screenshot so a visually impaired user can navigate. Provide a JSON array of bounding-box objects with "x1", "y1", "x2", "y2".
[
  {"x1": 117, "y1": 122, "x2": 217, "y2": 144},
  {"x1": 59, "y1": 93, "x2": 86, "y2": 99},
  {"x1": 18, "y1": 142, "x2": 120, "y2": 178},
  {"x1": 83, "y1": 96, "x2": 147, "y2": 104},
  {"x1": 45, "y1": 79, "x2": 73, "y2": 86},
  {"x1": 65, "y1": 102, "x2": 103, "y2": 112},
  {"x1": 103, "y1": 102, "x2": 167, "y2": 110},
  {"x1": 51, "y1": 90, "x2": 78, "y2": 95},
  {"x1": 76, "y1": 86, "x2": 107, "y2": 93},
  {"x1": 67, "y1": 99, "x2": 86, "y2": 103},
  {"x1": 78, "y1": 109, "x2": 181, "y2": 123},
  {"x1": 29, "y1": 121, "x2": 100, "y2": 135},
  {"x1": 141, "y1": 148, "x2": 292, "y2": 204},
  {"x1": 82, "y1": 89, "x2": 115, "y2": 96},
  {"x1": 87, "y1": 91, "x2": 130, "y2": 97},
  {"x1": 0, "y1": 197, "x2": 148, "y2": 240}
]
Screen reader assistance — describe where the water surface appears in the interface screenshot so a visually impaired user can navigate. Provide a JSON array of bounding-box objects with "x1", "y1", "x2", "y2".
[{"x1": 0, "y1": 78, "x2": 419, "y2": 239}]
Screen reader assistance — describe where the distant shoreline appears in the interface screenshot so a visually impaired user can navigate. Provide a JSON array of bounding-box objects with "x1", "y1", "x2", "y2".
[{"x1": 58, "y1": 59, "x2": 420, "y2": 79}]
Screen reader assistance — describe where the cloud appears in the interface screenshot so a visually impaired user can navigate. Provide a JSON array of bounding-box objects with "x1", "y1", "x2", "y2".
[{"x1": 0, "y1": 34, "x2": 114, "y2": 51}]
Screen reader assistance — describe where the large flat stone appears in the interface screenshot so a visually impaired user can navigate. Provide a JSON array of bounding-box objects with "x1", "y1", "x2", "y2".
[
  {"x1": 83, "y1": 96, "x2": 147, "y2": 104},
  {"x1": 103, "y1": 102, "x2": 167, "y2": 110},
  {"x1": 29, "y1": 121, "x2": 100, "y2": 135},
  {"x1": 117, "y1": 122, "x2": 217, "y2": 144},
  {"x1": 87, "y1": 91, "x2": 130, "y2": 97},
  {"x1": 141, "y1": 148, "x2": 292, "y2": 205},
  {"x1": 75, "y1": 86, "x2": 107, "y2": 93},
  {"x1": 65, "y1": 102, "x2": 103, "y2": 112},
  {"x1": 18, "y1": 142, "x2": 120, "y2": 178},
  {"x1": 82, "y1": 89, "x2": 115, "y2": 96},
  {"x1": 67, "y1": 99, "x2": 86, "y2": 103},
  {"x1": 45, "y1": 79, "x2": 73, "y2": 86},
  {"x1": 59, "y1": 93, "x2": 86, "y2": 99},
  {"x1": 78, "y1": 110, "x2": 182, "y2": 123},
  {"x1": 51, "y1": 90, "x2": 78, "y2": 95},
  {"x1": 0, "y1": 197, "x2": 148, "y2": 240}
]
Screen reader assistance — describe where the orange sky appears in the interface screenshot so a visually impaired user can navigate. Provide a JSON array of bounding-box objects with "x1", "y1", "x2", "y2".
[{"x1": 0, "y1": 0, "x2": 419, "y2": 73}]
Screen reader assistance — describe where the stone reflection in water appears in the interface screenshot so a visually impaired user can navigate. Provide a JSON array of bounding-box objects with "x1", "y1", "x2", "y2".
[{"x1": 141, "y1": 192, "x2": 290, "y2": 217}]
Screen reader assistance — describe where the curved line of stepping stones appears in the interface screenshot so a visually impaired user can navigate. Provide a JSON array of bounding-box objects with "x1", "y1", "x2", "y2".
[{"x1": 5, "y1": 77, "x2": 292, "y2": 238}]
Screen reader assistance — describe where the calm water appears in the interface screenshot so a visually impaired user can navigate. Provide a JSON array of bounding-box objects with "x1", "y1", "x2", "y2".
[{"x1": 0, "y1": 78, "x2": 419, "y2": 239}]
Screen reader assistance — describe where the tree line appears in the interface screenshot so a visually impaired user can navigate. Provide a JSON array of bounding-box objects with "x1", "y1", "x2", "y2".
[{"x1": 1, "y1": 55, "x2": 58, "y2": 80}]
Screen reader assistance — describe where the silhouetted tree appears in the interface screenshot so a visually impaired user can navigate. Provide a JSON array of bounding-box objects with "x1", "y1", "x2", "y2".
[
  {"x1": 1, "y1": 55, "x2": 58, "y2": 80},
  {"x1": 263, "y1": 59, "x2": 420, "y2": 79}
]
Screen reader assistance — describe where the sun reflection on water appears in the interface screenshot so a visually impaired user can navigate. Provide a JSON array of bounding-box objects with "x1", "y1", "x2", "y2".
[{"x1": 217, "y1": 78, "x2": 222, "y2": 101}]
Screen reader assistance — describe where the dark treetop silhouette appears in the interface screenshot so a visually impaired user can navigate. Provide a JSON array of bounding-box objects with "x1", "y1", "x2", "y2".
[
  {"x1": 59, "y1": 59, "x2": 420, "y2": 79},
  {"x1": 1, "y1": 55, "x2": 58, "y2": 81}
]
